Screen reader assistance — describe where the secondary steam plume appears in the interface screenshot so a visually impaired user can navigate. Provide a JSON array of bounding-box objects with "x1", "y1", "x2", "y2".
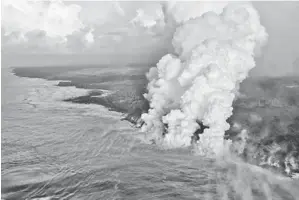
[{"x1": 140, "y1": 2, "x2": 268, "y2": 156}]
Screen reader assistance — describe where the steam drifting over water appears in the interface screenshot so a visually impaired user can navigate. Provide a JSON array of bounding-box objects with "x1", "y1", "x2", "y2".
[{"x1": 140, "y1": 2, "x2": 268, "y2": 156}]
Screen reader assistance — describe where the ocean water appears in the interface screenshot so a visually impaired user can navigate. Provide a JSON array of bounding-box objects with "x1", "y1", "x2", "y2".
[{"x1": 2, "y1": 69, "x2": 299, "y2": 200}]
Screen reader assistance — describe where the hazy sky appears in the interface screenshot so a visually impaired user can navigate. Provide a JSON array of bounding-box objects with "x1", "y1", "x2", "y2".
[{"x1": 1, "y1": 1, "x2": 299, "y2": 76}]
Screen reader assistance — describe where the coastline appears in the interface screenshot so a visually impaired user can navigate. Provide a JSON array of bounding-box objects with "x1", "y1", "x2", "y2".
[
  {"x1": 12, "y1": 66, "x2": 150, "y2": 123},
  {"x1": 11, "y1": 66, "x2": 299, "y2": 177}
]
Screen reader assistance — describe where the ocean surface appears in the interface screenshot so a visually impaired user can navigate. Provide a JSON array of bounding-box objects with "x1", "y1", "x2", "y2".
[{"x1": 2, "y1": 68, "x2": 299, "y2": 200}]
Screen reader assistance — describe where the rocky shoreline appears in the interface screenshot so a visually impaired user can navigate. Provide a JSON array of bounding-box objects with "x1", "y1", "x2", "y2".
[{"x1": 12, "y1": 66, "x2": 299, "y2": 178}]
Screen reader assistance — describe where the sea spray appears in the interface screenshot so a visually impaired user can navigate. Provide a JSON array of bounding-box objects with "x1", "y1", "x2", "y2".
[{"x1": 141, "y1": 2, "x2": 268, "y2": 156}]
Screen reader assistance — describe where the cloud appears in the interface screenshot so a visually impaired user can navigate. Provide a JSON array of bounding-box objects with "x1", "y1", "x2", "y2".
[
  {"x1": 130, "y1": 8, "x2": 164, "y2": 29},
  {"x1": 1, "y1": 28, "x2": 68, "y2": 53},
  {"x1": 112, "y1": 2, "x2": 125, "y2": 17},
  {"x1": 140, "y1": 2, "x2": 268, "y2": 155},
  {"x1": 1, "y1": 0, "x2": 88, "y2": 53},
  {"x1": 84, "y1": 29, "x2": 95, "y2": 44},
  {"x1": 251, "y1": 1, "x2": 299, "y2": 76},
  {"x1": 1, "y1": 1, "x2": 168, "y2": 55},
  {"x1": 2, "y1": 0, "x2": 84, "y2": 39}
]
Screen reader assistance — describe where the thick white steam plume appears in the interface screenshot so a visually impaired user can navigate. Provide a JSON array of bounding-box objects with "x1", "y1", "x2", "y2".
[{"x1": 141, "y1": 2, "x2": 268, "y2": 156}]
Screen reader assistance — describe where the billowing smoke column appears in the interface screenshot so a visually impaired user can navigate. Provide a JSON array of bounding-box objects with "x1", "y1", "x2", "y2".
[{"x1": 141, "y1": 2, "x2": 268, "y2": 156}]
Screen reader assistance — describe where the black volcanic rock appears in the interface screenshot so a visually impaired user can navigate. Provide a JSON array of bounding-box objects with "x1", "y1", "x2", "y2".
[
  {"x1": 57, "y1": 81, "x2": 75, "y2": 87},
  {"x1": 64, "y1": 94, "x2": 127, "y2": 113},
  {"x1": 11, "y1": 65, "x2": 299, "y2": 178}
]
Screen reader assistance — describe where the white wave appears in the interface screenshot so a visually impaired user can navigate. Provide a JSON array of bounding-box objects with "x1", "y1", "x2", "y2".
[
  {"x1": 30, "y1": 197, "x2": 52, "y2": 200},
  {"x1": 285, "y1": 85, "x2": 299, "y2": 88},
  {"x1": 9, "y1": 75, "x2": 121, "y2": 119},
  {"x1": 90, "y1": 89, "x2": 114, "y2": 98},
  {"x1": 23, "y1": 79, "x2": 89, "y2": 108},
  {"x1": 216, "y1": 155, "x2": 299, "y2": 200}
]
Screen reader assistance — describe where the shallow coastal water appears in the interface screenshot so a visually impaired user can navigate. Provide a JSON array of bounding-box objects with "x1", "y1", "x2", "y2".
[{"x1": 2, "y1": 68, "x2": 299, "y2": 200}]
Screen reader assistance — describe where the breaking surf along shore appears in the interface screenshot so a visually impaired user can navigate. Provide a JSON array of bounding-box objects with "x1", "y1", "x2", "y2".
[
  {"x1": 12, "y1": 65, "x2": 299, "y2": 178},
  {"x1": 12, "y1": 65, "x2": 150, "y2": 121}
]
